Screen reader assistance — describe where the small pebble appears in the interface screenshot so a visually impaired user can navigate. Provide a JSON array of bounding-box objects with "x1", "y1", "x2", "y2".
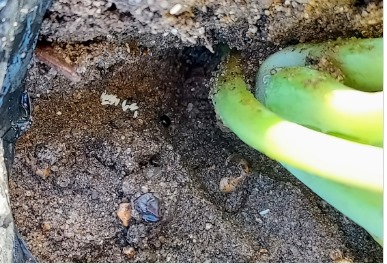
[
  {"x1": 145, "y1": 167, "x2": 161, "y2": 179},
  {"x1": 248, "y1": 25, "x2": 258, "y2": 34},
  {"x1": 141, "y1": 186, "x2": 149, "y2": 193},
  {"x1": 259, "y1": 248, "x2": 269, "y2": 255},
  {"x1": 259, "y1": 209, "x2": 270, "y2": 216},
  {"x1": 35, "y1": 167, "x2": 51, "y2": 178},
  {"x1": 187, "y1": 103, "x2": 193, "y2": 112},
  {"x1": 91, "y1": 190, "x2": 98, "y2": 200},
  {"x1": 134, "y1": 193, "x2": 162, "y2": 223},
  {"x1": 158, "y1": 236, "x2": 166, "y2": 244},
  {"x1": 159, "y1": 115, "x2": 171, "y2": 127},
  {"x1": 117, "y1": 203, "x2": 132, "y2": 227},
  {"x1": 205, "y1": 223, "x2": 212, "y2": 230},
  {"x1": 56, "y1": 111, "x2": 62, "y2": 115},
  {"x1": 329, "y1": 249, "x2": 343, "y2": 261},
  {"x1": 41, "y1": 222, "x2": 51, "y2": 232},
  {"x1": 64, "y1": 56, "x2": 72, "y2": 64},
  {"x1": 169, "y1": 4, "x2": 183, "y2": 15},
  {"x1": 122, "y1": 246, "x2": 136, "y2": 259},
  {"x1": 219, "y1": 175, "x2": 245, "y2": 193},
  {"x1": 153, "y1": 240, "x2": 162, "y2": 248},
  {"x1": 334, "y1": 258, "x2": 353, "y2": 263}
]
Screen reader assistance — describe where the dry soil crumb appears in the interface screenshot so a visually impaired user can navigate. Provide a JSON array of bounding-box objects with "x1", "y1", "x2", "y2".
[{"x1": 9, "y1": 41, "x2": 382, "y2": 262}]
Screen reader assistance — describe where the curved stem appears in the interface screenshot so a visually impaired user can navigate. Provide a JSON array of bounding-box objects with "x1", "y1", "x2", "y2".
[{"x1": 212, "y1": 53, "x2": 383, "y2": 193}]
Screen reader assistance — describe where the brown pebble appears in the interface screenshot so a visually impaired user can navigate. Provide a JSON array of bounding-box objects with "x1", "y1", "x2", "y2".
[
  {"x1": 41, "y1": 222, "x2": 51, "y2": 232},
  {"x1": 117, "y1": 203, "x2": 132, "y2": 227},
  {"x1": 329, "y1": 249, "x2": 343, "y2": 261},
  {"x1": 329, "y1": 249, "x2": 353, "y2": 262},
  {"x1": 36, "y1": 167, "x2": 51, "y2": 178},
  {"x1": 219, "y1": 175, "x2": 245, "y2": 193},
  {"x1": 122, "y1": 246, "x2": 136, "y2": 259},
  {"x1": 259, "y1": 248, "x2": 269, "y2": 255},
  {"x1": 64, "y1": 56, "x2": 72, "y2": 64},
  {"x1": 334, "y1": 257, "x2": 353, "y2": 263}
]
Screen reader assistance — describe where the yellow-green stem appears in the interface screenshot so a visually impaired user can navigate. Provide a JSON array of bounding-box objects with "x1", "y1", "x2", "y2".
[{"x1": 212, "y1": 54, "x2": 383, "y2": 193}]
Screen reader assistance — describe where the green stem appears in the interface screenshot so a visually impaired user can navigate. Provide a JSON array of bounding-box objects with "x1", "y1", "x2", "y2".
[
  {"x1": 263, "y1": 67, "x2": 383, "y2": 146},
  {"x1": 212, "y1": 53, "x2": 383, "y2": 193},
  {"x1": 255, "y1": 37, "x2": 383, "y2": 100}
]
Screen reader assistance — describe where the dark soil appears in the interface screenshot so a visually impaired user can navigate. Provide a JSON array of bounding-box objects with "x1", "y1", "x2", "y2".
[{"x1": 8, "y1": 41, "x2": 383, "y2": 262}]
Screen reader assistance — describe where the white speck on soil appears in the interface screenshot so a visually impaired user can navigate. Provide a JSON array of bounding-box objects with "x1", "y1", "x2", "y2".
[
  {"x1": 259, "y1": 209, "x2": 270, "y2": 216},
  {"x1": 205, "y1": 223, "x2": 213, "y2": 230}
]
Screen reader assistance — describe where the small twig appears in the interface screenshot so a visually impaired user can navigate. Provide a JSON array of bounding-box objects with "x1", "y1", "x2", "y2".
[{"x1": 35, "y1": 44, "x2": 81, "y2": 82}]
